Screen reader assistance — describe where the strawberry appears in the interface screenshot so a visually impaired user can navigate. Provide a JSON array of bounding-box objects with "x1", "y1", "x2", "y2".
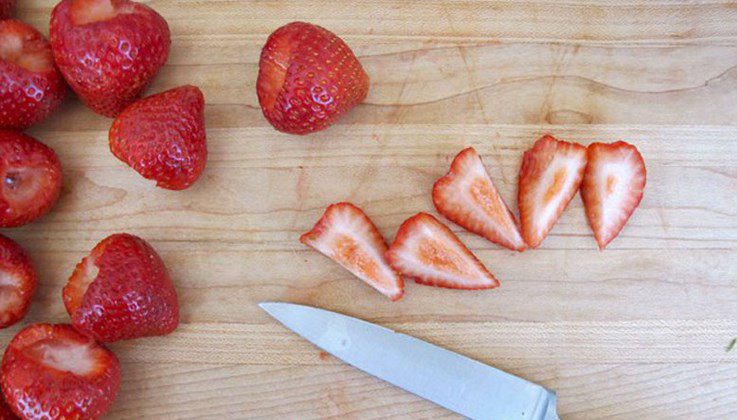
[
  {"x1": 0, "y1": 235, "x2": 36, "y2": 328},
  {"x1": 0, "y1": 1, "x2": 14, "y2": 20},
  {"x1": 257, "y1": 21, "x2": 369, "y2": 135},
  {"x1": 386, "y1": 213, "x2": 499, "y2": 290},
  {"x1": 49, "y1": 0, "x2": 171, "y2": 117},
  {"x1": 518, "y1": 135, "x2": 587, "y2": 248},
  {"x1": 0, "y1": 393, "x2": 16, "y2": 420},
  {"x1": 301, "y1": 203, "x2": 403, "y2": 301},
  {"x1": 63, "y1": 233, "x2": 179, "y2": 342},
  {"x1": 0, "y1": 20, "x2": 66, "y2": 130},
  {"x1": 581, "y1": 141, "x2": 646, "y2": 249},
  {"x1": 109, "y1": 85, "x2": 207, "y2": 190},
  {"x1": 1, "y1": 323, "x2": 120, "y2": 419},
  {"x1": 0, "y1": 131, "x2": 63, "y2": 228},
  {"x1": 433, "y1": 147, "x2": 526, "y2": 252}
]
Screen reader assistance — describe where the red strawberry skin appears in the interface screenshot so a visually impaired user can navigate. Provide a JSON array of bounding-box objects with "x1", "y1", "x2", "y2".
[
  {"x1": 582, "y1": 141, "x2": 646, "y2": 249},
  {"x1": 0, "y1": 130, "x2": 63, "y2": 228},
  {"x1": 63, "y1": 233, "x2": 179, "y2": 342},
  {"x1": 1, "y1": 323, "x2": 120, "y2": 419},
  {"x1": 0, "y1": 20, "x2": 66, "y2": 130},
  {"x1": 0, "y1": 393, "x2": 17, "y2": 420},
  {"x1": 0, "y1": 1, "x2": 15, "y2": 20},
  {"x1": 257, "y1": 21, "x2": 369, "y2": 135},
  {"x1": 50, "y1": 0, "x2": 171, "y2": 117},
  {"x1": 109, "y1": 85, "x2": 207, "y2": 190},
  {"x1": 0, "y1": 234, "x2": 36, "y2": 329}
]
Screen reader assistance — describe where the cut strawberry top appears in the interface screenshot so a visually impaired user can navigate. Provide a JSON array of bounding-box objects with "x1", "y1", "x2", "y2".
[
  {"x1": 433, "y1": 147, "x2": 526, "y2": 251},
  {"x1": 25, "y1": 338, "x2": 101, "y2": 377},
  {"x1": 0, "y1": 235, "x2": 36, "y2": 329},
  {"x1": 518, "y1": 135, "x2": 588, "y2": 248},
  {"x1": 386, "y1": 213, "x2": 499, "y2": 290},
  {"x1": 301, "y1": 203, "x2": 404, "y2": 301},
  {"x1": 69, "y1": 0, "x2": 119, "y2": 25},
  {"x1": 258, "y1": 27, "x2": 293, "y2": 112},
  {"x1": 63, "y1": 251, "x2": 99, "y2": 315},
  {"x1": 0, "y1": 20, "x2": 54, "y2": 72}
]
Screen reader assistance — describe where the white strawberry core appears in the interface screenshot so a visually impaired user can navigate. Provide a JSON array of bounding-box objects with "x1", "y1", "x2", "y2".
[
  {"x1": 0, "y1": 269, "x2": 21, "y2": 323},
  {"x1": 30, "y1": 340, "x2": 96, "y2": 376},
  {"x1": 0, "y1": 31, "x2": 51, "y2": 72},
  {"x1": 596, "y1": 161, "x2": 635, "y2": 234},
  {"x1": 533, "y1": 157, "x2": 583, "y2": 239}
]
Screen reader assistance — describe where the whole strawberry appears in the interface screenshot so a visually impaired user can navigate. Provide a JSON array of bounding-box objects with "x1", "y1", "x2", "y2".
[
  {"x1": 0, "y1": 20, "x2": 66, "y2": 130},
  {"x1": 63, "y1": 233, "x2": 179, "y2": 342},
  {"x1": 257, "y1": 21, "x2": 369, "y2": 135},
  {"x1": 0, "y1": 234, "x2": 36, "y2": 329},
  {"x1": 1, "y1": 323, "x2": 121, "y2": 419},
  {"x1": 109, "y1": 85, "x2": 207, "y2": 190},
  {"x1": 0, "y1": 130, "x2": 63, "y2": 228},
  {"x1": 0, "y1": 1, "x2": 15, "y2": 20},
  {"x1": 49, "y1": 0, "x2": 170, "y2": 117}
]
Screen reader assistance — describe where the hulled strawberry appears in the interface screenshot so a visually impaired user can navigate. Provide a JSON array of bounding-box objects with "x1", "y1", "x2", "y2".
[
  {"x1": 433, "y1": 147, "x2": 526, "y2": 252},
  {"x1": 0, "y1": 20, "x2": 66, "y2": 130},
  {"x1": 109, "y1": 85, "x2": 207, "y2": 190},
  {"x1": 581, "y1": 141, "x2": 646, "y2": 249},
  {"x1": 518, "y1": 135, "x2": 587, "y2": 248},
  {"x1": 49, "y1": 0, "x2": 170, "y2": 117},
  {"x1": 257, "y1": 21, "x2": 369, "y2": 135},
  {"x1": 0, "y1": 131, "x2": 63, "y2": 228},
  {"x1": 0, "y1": 235, "x2": 36, "y2": 328},
  {"x1": 386, "y1": 213, "x2": 499, "y2": 290},
  {"x1": 1, "y1": 323, "x2": 120, "y2": 419},
  {"x1": 63, "y1": 233, "x2": 179, "y2": 342},
  {"x1": 0, "y1": 1, "x2": 15, "y2": 20},
  {"x1": 301, "y1": 203, "x2": 404, "y2": 301}
]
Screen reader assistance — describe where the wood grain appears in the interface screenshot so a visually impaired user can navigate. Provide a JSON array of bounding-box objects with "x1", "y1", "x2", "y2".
[{"x1": 4, "y1": 1, "x2": 737, "y2": 418}]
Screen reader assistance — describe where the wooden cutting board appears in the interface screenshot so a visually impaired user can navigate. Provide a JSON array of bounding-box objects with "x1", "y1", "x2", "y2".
[{"x1": 6, "y1": 1, "x2": 737, "y2": 418}]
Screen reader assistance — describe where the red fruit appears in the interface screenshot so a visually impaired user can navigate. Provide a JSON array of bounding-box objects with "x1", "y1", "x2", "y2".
[
  {"x1": 386, "y1": 213, "x2": 499, "y2": 290},
  {"x1": 49, "y1": 0, "x2": 170, "y2": 117},
  {"x1": 0, "y1": 235, "x2": 36, "y2": 328},
  {"x1": 1, "y1": 323, "x2": 120, "y2": 419},
  {"x1": 0, "y1": 130, "x2": 63, "y2": 228},
  {"x1": 63, "y1": 233, "x2": 179, "y2": 342},
  {"x1": 109, "y1": 85, "x2": 207, "y2": 190},
  {"x1": 0, "y1": 1, "x2": 15, "y2": 20},
  {"x1": 433, "y1": 147, "x2": 526, "y2": 252},
  {"x1": 0, "y1": 20, "x2": 66, "y2": 130},
  {"x1": 257, "y1": 21, "x2": 369, "y2": 135},
  {"x1": 301, "y1": 203, "x2": 403, "y2": 301},
  {"x1": 0, "y1": 393, "x2": 17, "y2": 420},
  {"x1": 518, "y1": 135, "x2": 587, "y2": 248},
  {"x1": 581, "y1": 141, "x2": 646, "y2": 249}
]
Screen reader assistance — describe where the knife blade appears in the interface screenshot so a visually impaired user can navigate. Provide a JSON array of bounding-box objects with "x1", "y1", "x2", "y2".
[{"x1": 259, "y1": 302, "x2": 559, "y2": 420}]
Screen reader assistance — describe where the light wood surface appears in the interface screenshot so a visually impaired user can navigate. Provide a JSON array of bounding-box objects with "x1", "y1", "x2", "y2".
[{"x1": 5, "y1": 1, "x2": 737, "y2": 418}]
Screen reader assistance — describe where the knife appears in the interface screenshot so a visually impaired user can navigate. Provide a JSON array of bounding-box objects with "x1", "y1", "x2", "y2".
[{"x1": 260, "y1": 302, "x2": 559, "y2": 420}]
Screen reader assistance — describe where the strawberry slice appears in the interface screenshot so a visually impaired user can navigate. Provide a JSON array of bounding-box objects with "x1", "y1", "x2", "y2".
[
  {"x1": 0, "y1": 235, "x2": 36, "y2": 329},
  {"x1": 518, "y1": 135, "x2": 587, "y2": 248},
  {"x1": 0, "y1": 131, "x2": 63, "y2": 228},
  {"x1": 1, "y1": 323, "x2": 121, "y2": 419},
  {"x1": 300, "y1": 203, "x2": 404, "y2": 301},
  {"x1": 581, "y1": 141, "x2": 646, "y2": 249},
  {"x1": 433, "y1": 147, "x2": 525, "y2": 251},
  {"x1": 386, "y1": 213, "x2": 499, "y2": 290}
]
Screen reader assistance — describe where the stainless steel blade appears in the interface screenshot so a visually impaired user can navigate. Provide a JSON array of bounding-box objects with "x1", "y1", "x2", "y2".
[{"x1": 260, "y1": 302, "x2": 558, "y2": 420}]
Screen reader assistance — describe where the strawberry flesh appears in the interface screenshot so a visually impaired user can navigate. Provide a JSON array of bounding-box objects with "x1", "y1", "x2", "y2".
[
  {"x1": 0, "y1": 235, "x2": 36, "y2": 328},
  {"x1": 386, "y1": 213, "x2": 499, "y2": 290},
  {"x1": 0, "y1": 131, "x2": 63, "y2": 228},
  {"x1": 433, "y1": 147, "x2": 526, "y2": 251},
  {"x1": 301, "y1": 203, "x2": 403, "y2": 301},
  {"x1": 50, "y1": 0, "x2": 171, "y2": 117},
  {"x1": 109, "y1": 85, "x2": 207, "y2": 190},
  {"x1": 1, "y1": 323, "x2": 120, "y2": 419},
  {"x1": 257, "y1": 22, "x2": 369, "y2": 135},
  {"x1": 63, "y1": 233, "x2": 179, "y2": 342},
  {"x1": 581, "y1": 141, "x2": 646, "y2": 249},
  {"x1": 0, "y1": 20, "x2": 66, "y2": 130},
  {"x1": 518, "y1": 135, "x2": 587, "y2": 248}
]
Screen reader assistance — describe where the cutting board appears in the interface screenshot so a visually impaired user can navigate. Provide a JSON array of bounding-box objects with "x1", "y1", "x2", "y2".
[{"x1": 6, "y1": 1, "x2": 737, "y2": 418}]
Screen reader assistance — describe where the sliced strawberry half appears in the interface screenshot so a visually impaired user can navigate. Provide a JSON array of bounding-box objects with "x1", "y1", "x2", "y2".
[
  {"x1": 0, "y1": 235, "x2": 36, "y2": 329},
  {"x1": 433, "y1": 147, "x2": 525, "y2": 252},
  {"x1": 301, "y1": 203, "x2": 403, "y2": 301},
  {"x1": 0, "y1": 131, "x2": 63, "y2": 228},
  {"x1": 386, "y1": 213, "x2": 499, "y2": 290},
  {"x1": 1, "y1": 323, "x2": 120, "y2": 419},
  {"x1": 518, "y1": 135, "x2": 587, "y2": 248},
  {"x1": 581, "y1": 141, "x2": 646, "y2": 249}
]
